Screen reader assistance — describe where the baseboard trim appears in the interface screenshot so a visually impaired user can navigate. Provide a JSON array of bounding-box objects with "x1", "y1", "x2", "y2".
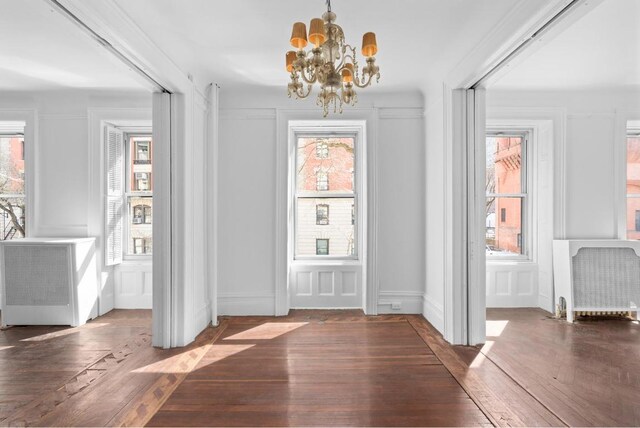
[
  {"x1": 218, "y1": 293, "x2": 276, "y2": 316},
  {"x1": 377, "y1": 291, "x2": 423, "y2": 314},
  {"x1": 423, "y1": 293, "x2": 444, "y2": 334}
]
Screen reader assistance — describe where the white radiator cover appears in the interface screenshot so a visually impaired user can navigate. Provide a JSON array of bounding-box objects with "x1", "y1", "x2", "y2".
[
  {"x1": 0, "y1": 238, "x2": 98, "y2": 327},
  {"x1": 553, "y1": 240, "x2": 640, "y2": 322}
]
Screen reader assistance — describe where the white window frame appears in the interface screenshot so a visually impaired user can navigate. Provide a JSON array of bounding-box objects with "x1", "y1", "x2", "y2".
[
  {"x1": 485, "y1": 129, "x2": 533, "y2": 261},
  {"x1": 0, "y1": 129, "x2": 27, "y2": 240},
  {"x1": 624, "y1": 124, "x2": 640, "y2": 239},
  {"x1": 289, "y1": 122, "x2": 365, "y2": 262},
  {"x1": 124, "y1": 133, "x2": 153, "y2": 260}
]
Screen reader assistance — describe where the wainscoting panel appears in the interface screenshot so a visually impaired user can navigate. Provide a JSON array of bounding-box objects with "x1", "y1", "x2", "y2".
[
  {"x1": 486, "y1": 262, "x2": 538, "y2": 307},
  {"x1": 114, "y1": 262, "x2": 152, "y2": 309},
  {"x1": 290, "y1": 264, "x2": 361, "y2": 308}
]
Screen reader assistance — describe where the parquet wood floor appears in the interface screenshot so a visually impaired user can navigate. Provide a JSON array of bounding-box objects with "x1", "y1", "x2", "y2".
[{"x1": 1, "y1": 308, "x2": 638, "y2": 426}]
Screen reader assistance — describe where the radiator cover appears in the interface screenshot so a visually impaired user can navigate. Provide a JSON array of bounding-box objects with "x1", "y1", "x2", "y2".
[
  {"x1": 0, "y1": 238, "x2": 98, "y2": 327},
  {"x1": 553, "y1": 240, "x2": 640, "y2": 322}
]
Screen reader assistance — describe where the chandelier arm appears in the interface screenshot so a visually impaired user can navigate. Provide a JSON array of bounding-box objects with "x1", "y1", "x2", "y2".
[
  {"x1": 352, "y1": 73, "x2": 374, "y2": 88},
  {"x1": 297, "y1": 84, "x2": 313, "y2": 99},
  {"x1": 299, "y1": 67, "x2": 318, "y2": 84}
]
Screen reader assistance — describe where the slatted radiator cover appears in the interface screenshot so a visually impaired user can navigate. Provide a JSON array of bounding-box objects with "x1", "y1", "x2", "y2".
[
  {"x1": 553, "y1": 240, "x2": 640, "y2": 322},
  {"x1": 572, "y1": 247, "x2": 640, "y2": 309},
  {"x1": 4, "y1": 245, "x2": 70, "y2": 306},
  {"x1": 0, "y1": 238, "x2": 98, "y2": 327}
]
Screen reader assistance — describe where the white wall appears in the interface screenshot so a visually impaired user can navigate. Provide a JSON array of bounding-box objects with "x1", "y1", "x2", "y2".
[
  {"x1": 217, "y1": 88, "x2": 425, "y2": 315},
  {"x1": 0, "y1": 90, "x2": 152, "y2": 312},
  {"x1": 424, "y1": 95, "x2": 446, "y2": 332},
  {"x1": 484, "y1": 88, "x2": 640, "y2": 312},
  {"x1": 488, "y1": 88, "x2": 640, "y2": 239}
]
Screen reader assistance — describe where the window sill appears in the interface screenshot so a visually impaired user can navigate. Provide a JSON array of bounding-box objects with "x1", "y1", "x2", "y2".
[
  {"x1": 120, "y1": 257, "x2": 152, "y2": 266},
  {"x1": 291, "y1": 258, "x2": 360, "y2": 266},
  {"x1": 486, "y1": 258, "x2": 535, "y2": 266}
]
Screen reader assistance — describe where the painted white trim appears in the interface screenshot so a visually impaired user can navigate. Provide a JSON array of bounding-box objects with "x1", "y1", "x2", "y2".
[
  {"x1": 484, "y1": 114, "x2": 559, "y2": 314},
  {"x1": 152, "y1": 93, "x2": 172, "y2": 348},
  {"x1": 377, "y1": 108, "x2": 424, "y2": 120},
  {"x1": 377, "y1": 291, "x2": 423, "y2": 314},
  {"x1": 423, "y1": 294, "x2": 445, "y2": 333},
  {"x1": 205, "y1": 84, "x2": 220, "y2": 326},
  {"x1": 615, "y1": 111, "x2": 640, "y2": 239},
  {"x1": 87, "y1": 107, "x2": 152, "y2": 316},
  {"x1": 53, "y1": 0, "x2": 192, "y2": 92},
  {"x1": 449, "y1": 0, "x2": 605, "y2": 90},
  {"x1": 0, "y1": 109, "x2": 37, "y2": 239},
  {"x1": 218, "y1": 293, "x2": 276, "y2": 316},
  {"x1": 274, "y1": 109, "x2": 288, "y2": 316},
  {"x1": 444, "y1": 88, "x2": 468, "y2": 345},
  {"x1": 274, "y1": 109, "x2": 380, "y2": 316},
  {"x1": 467, "y1": 89, "x2": 486, "y2": 346},
  {"x1": 287, "y1": 120, "x2": 367, "y2": 310},
  {"x1": 220, "y1": 109, "x2": 277, "y2": 120}
]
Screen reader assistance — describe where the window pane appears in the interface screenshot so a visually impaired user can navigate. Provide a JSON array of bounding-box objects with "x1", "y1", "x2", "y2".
[
  {"x1": 627, "y1": 136, "x2": 640, "y2": 239},
  {"x1": 486, "y1": 196, "x2": 523, "y2": 256},
  {"x1": 0, "y1": 196, "x2": 25, "y2": 240},
  {"x1": 296, "y1": 197, "x2": 354, "y2": 257},
  {"x1": 0, "y1": 136, "x2": 25, "y2": 195},
  {"x1": 131, "y1": 138, "x2": 152, "y2": 192},
  {"x1": 627, "y1": 136, "x2": 640, "y2": 195},
  {"x1": 297, "y1": 137, "x2": 354, "y2": 193},
  {"x1": 128, "y1": 196, "x2": 152, "y2": 254},
  {"x1": 487, "y1": 136, "x2": 522, "y2": 194}
]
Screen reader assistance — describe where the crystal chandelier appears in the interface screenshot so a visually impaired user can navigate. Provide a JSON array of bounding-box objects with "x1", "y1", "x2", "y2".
[{"x1": 286, "y1": 0, "x2": 380, "y2": 117}]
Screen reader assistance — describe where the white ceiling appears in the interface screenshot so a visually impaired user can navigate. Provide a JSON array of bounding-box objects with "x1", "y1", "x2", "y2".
[
  {"x1": 0, "y1": 0, "x2": 146, "y2": 91},
  {"x1": 111, "y1": 0, "x2": 524, "y2": 92},
  {"x1": 491, "y1": 0, "x2": 640, "y2": 90}
]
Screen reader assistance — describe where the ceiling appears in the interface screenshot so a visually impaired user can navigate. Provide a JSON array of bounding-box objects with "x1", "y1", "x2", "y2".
[
  {"x1": 111, "y1": 0, "x2": 524, "y2": 92},
  {"x1": 0, "y1": 0, "x2": 146, "y2": 91},
  {"x1": 491, "y1": 0, "x2": 640, "y2": 90}
]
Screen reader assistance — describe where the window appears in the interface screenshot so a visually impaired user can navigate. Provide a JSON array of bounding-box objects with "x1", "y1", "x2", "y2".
[
  {"x1": 316, "y1": 170, "x2": 329, "y2": 191},
  {"x1": 316, "y1": 238, "x2": 329, "y2": 255},
  {"x1": 126, "y1": 136, "x2": 153, "y2": 256},
  {"x1": 133, "y1": 237, "x2": 152, "y2": 255},
  {"x1": 316, "y1": 140, "x2": 329, "y2": 159},
  {"x1": 295, "y1": 135, "x2": 356, "y2": 258},
  {"x1": 626, "y1": 131, "x2": 640, "y2": 239},
  {"x1": 0, "y1": 134, "x2": 26, "y2": 241},
  {"x1": 486, "y1": 134, "x2": 527, "y2": 257},
  {"x1": 132, "y1": 204, "x2": 152, "y2": 224},
  {"x1": 316, "y1": 204, "x2": 329, "y2": 225}
]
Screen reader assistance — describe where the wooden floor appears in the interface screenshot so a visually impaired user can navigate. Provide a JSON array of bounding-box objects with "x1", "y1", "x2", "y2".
[
  {"x1": 469, "y1": 308, "x2": 640, "y2": 427},
  {"x1": 0, "y1": 308, "x2": 638, "y2": 426}
]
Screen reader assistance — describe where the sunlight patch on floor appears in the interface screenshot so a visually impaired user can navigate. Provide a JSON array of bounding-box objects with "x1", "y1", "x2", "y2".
[
  {"x1": 469, "y1": 340, "x2": 495, "y2": 369},
  {"x1": 223, "y1": 322, "x2": 308, "y2": 340},
  {"x1": 132, "y1": 344, "x2": 255, "y2": 374},
  {"x1": 486, "y1": 320, "x2": 509, "y2": 337},
  {"x1": 0, "y1": 346, "x2": 14, "y2": 351},
  {"x1": 20, "y1": 323, "x2": 109, "y2": 342}
]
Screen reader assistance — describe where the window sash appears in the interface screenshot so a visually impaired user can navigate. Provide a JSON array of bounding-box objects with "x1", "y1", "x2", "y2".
[
  {"x1": 486, "y1": 195, "x2": 527, "y2": 258},
  {"x1": 294, "y1": 133, "x2": 358, "y2": 260},
  {"x1": 486, "y1": 132, "x2": 529, "y2": 260},
  {"x1": 124, "y1": 134, "x2": 152, "y2": 258}
]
